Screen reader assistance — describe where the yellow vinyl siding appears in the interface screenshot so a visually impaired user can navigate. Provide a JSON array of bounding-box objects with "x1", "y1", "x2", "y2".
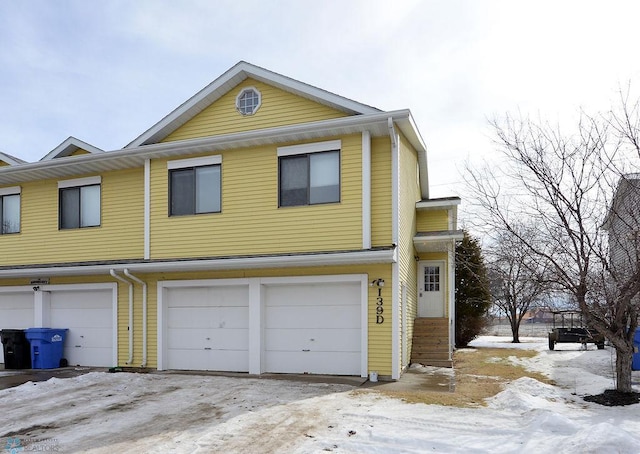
[
  {"x1": 416, "y1": 209, "x2": 448, "y2": 231},
  {"x1": 397, "y1": 133, "x2": 421, "y2": 368},
  {"x1": 113, "y1": 264, "x2": 393, "y2": 373},
  {"x1": 163, "y1": 78, "x2": 348, "y2": 142},
  {"x1": 371, "y1": 136, "x2": 392, "y2": 246},
  {"x1": 0, "y1": 168, "x2": 144, "y2": 266},
  {"x1": 69, "y1": 149, "x2": 90, "y2": 157},
  {"x1": 0, "y1": 161, "x2": 9, "y2": 167},
  {"x1": 150, "y1": 135, "x2": 363, "y2": 258}
]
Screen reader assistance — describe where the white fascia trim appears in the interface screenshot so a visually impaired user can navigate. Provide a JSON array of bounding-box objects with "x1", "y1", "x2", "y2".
[
  {"x1": 167, "y1": 155, "x2": 221, "y2": 169},
  {"x1": 0, "y1": 285, "x2": 33, "y2": 293},
  {"x1": 362, "y1": 131, "x2": 371, "y2": 249},
  {"x1": 416, "y1": 199, "x2": 461, "y2": 210},
  {"x1": 0, "y1": 186, "x2": 21, "y2": 196},
  {"x1": 58, "y1": 175, "x2": 101, "y2": 189},
  {"x1": 391, "y1": 261, "x2": 400, "y2": 380},
  {"x1": 144, "y1": 159, "x2": 150, "y2": 260},
  {"x1": 277, "y1": 140, "x2": 342, "y2": 157},
  {"x1": 0, "y1": 249, "x2": 397, "y2": 279}
]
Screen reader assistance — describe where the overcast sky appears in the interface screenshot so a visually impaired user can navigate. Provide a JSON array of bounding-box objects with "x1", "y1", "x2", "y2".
[{"x1": 2, "y1": 0, "x2": 640, "y2": 203}]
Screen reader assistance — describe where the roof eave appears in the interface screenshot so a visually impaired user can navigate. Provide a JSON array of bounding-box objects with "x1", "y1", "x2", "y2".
[
  {"x1": 0, "y1": 248, "x2": 397, "y2": 279},
  {"x1": 126, "y1": 61, "x2": 381, "y2": 148}
]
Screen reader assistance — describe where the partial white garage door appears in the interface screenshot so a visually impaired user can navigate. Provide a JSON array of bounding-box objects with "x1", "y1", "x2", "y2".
[
  {"x1": 50, "y1": 289, "x2": 114, "y2": 367},
  {"x1": 264, "y1": 281, "x2": 361, "y2": 375},
  {"x1": 0, "y1": 292, "x2": 34, "y2": 364},
  {"x1": 166, "y1": 284, "x2": 249, "y2": 372}
]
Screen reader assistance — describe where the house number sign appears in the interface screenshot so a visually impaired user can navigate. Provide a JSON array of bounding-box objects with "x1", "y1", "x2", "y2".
[{"x1": 376, "y1": 287, "x2": 384, "y2": 324}]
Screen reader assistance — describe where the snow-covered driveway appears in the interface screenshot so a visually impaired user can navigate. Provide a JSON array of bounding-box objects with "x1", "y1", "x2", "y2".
[{"x1": 1, "y1": 338, "x2": 640, "y2": 453}]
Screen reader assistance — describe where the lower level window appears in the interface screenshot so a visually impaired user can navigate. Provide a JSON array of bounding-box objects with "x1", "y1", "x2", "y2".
[
  {"x1": 170, "y1": 165, "x2": 221, "y2": 215},
  {"x1": 0, "y1": 194, "x2": 20, "y2": 234},
  {"x1": 59, "y1": 184, "x2": 101, "y2": 229}
]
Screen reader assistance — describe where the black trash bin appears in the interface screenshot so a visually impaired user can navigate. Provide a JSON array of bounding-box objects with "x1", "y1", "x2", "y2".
[{"x1": 0, "y1": 329, "x2": 32, "y2": 369}]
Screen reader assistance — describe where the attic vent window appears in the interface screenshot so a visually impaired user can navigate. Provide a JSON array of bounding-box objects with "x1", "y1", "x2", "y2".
[{"x1": 236, "y1": 87, "x2": 261, "y2": 116}]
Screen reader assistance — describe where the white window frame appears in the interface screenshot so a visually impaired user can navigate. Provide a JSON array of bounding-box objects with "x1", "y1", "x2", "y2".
[
  {"x1": 235, "y1": 87, "x2": 262, "y2": 116},
  {"x1": 168, "y1": 155, "x2": 222, "y2": 216},
  {"x1": 0, "y1": 186, "x2": 21, "y2": 234},
  {"x1": 277, "y1": 140, "x2": 342, "y2": 207},
  {"x1": 58, "y1": 176, "x2": 102, "y2": 229}
]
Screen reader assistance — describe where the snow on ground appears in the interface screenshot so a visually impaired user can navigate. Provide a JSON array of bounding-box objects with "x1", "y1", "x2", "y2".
[{"x1": 1, "y1": 337, "x2": 639, "y2": 453}]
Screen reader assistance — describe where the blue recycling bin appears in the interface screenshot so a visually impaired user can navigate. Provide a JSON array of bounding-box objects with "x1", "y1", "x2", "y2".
[
  {"x1": 633, "y1": 328, "x2": 640, "y2": 371},
  {"x1": 24, "y1": 328, "x2": 68, "y2": 369}
]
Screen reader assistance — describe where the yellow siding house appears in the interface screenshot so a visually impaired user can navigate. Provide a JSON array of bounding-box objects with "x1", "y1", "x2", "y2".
[{"x1": 0, "y1": 62, "x2": 461, "y2": 379}]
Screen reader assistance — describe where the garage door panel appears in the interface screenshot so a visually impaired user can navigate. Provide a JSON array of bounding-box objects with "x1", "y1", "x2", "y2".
[
  {"x1": 167, "y1": 306, "x2": 248, "y2": 329},
  {"x1": 165, "y1": 284, "x2": 250, "y2": 372},
  {"x1": 266, "y1": 351, "x2": 360, "y2": 375},
  {"x1": 0, "y1": 292, "x2": 34, "y2": 364},
  {"x1": 264, "y1": 281, "x2": 362, "y2": 376},
  {"x1": 65, "y1": 328, "x2": 112, "y2": 349},
  {"x1": 264, "y1": 283, "x2": 360, "y2": 307},
  {"x1": 265, "y1": 328, "x2": 360, "y2": 352},
  {"x1": 167, "y1": 349, "x2": 248, "y2": 372},
  {"x1": 50, "y1": 308, "x2": 113, "y2": 329},
  {"x1": 50, "y1": 289, "x2": 114, "y2": 368},
  {"x1": 167, "y1": 328, "x2": 248, "y2": 350},
  {"x1": 167, "y1": 286, "x2": 249, "y2": 308},
  {"x1": 266, "y1": 305, "x2": 360, "y2": 329}
]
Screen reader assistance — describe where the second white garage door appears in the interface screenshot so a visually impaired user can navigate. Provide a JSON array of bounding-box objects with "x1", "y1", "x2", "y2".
[
  {"x1": 166, "y1": 284, "x2": 250, "y2": 372},
  {"x1": 264, "y1": 281, "x2": 362, "y2": 375},
  {"x1": 49, "y1": 288, "x2": 115, "y2": 367},
  {"x1": 0, "y1": 291, "x2": 34, "y2": 364}
]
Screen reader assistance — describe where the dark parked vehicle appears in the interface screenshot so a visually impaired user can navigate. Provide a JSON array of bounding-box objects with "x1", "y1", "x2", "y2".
[{"x1": 548, "y1": 310, "x2": 605, "y2": 350}]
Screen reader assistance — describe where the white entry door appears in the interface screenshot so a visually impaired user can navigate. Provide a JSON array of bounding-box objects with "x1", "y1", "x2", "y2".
[{"x1": 418, "y1": 261, "x2": 445, "y2": 317}]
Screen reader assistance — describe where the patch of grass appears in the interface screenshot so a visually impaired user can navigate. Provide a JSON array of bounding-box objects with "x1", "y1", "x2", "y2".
[{"x1": 373, "y1": 347, "x2": 552, "y2": 408}]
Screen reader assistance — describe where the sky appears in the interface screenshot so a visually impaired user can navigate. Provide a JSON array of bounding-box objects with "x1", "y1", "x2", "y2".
[{"x1": 2, "y1": 0, "x2": 640, "y2": 207}]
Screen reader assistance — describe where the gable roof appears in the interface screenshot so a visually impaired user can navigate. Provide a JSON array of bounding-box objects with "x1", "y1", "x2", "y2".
[
  {"x1": 126, "y1": 61, "x2": 381, "y2": 147},
  {"x1": 0, "y1": 151, "x2": 27, "y2": 166},
  {"x1": 40, "y1": 137, "x2": 104, "y2": 161}
]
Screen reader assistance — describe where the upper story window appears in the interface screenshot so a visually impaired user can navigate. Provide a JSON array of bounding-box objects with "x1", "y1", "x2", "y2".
[
  {"x1": 0, "y1": 186, "x2": 21, "y2": 234},
  {"x1": 58, "y1": 176, "x2": 101, "y2": 229},
  {"x1": 168, "y1": 155, "x2": 221, "y2": 216},
  {"x1": 236, "y1": 87, "x2": 261, "y2": 116},
  {"x1": 277, "y1": 140, "x2": 341, "y2": 207}
]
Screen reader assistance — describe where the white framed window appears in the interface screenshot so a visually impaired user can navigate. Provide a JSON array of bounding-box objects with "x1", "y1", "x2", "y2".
[
  {"x1": 168, "y1": 155, "x2": 222, "y2": 216},
  {"x1": 424, "y1": 266, "x2": 440, "y2": 292},
  {"x1": 0, "y1": 186, "x2": 21, "y2": 234},
  {"x1": 277, "y1": 141, "x2": 341, "y2": 207},
  {"x1": 58, "y1": 176, "x2": 101, "y2": 229},
  {"x1": 236, "y1": 87, "x2": 261, "y2": 116}
]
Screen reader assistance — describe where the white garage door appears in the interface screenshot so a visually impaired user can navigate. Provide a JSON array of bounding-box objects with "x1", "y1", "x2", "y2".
[
  {"x1": 0, "y1": 292, "x2": 34, "y2": 364},
  {"x1": 166, "y1": 285, "x2": 249, "y2": 372},
  {"x1": 50, "y1": 289, "x2": 114, "y2": 367},
  {"x1": 264, "y1": 281, "x2": 361, "y2": 375}
]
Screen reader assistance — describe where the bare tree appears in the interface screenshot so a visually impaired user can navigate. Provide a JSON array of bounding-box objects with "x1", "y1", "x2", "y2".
[
  {"x1": 465, "y1": 105, "x2": 640, "y2": 393},
  {"x1": 487, "y1": 226, "x2": 549, "y2": 343}
]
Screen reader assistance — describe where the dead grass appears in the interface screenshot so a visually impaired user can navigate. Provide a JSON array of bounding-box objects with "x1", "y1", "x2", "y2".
[{"x1": 375, "y1": 347, "x2": 552, "y2": 408}]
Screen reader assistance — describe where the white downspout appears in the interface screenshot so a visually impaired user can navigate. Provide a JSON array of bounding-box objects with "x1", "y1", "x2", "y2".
[
  {"x1": 388, "y1": 117, "x2": 401, "y2": 380},
  {"x1": 124, "y1": 269, "x2": 148, "y2": 367},
  {"x1": 110, "y1": 269, "x2": 134, "y2": 365}
]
